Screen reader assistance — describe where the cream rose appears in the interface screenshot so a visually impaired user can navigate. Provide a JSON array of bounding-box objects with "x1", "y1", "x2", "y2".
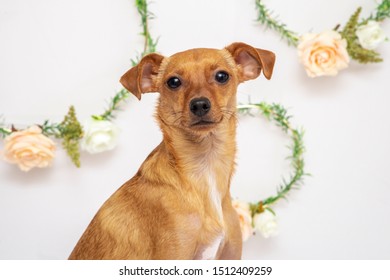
[
  {"x1": 80, "y1": 118, "x2": 120, "y2": 154},
  {"x1": 356, "y1": 20, "x2": 386, "y2": 50},
  {"x1": 2, "y1": 125, "x2": 56, "y2": 172},
  {"x1": 253, "y1": 211, "x2": 278, "y2": 238},
  {"x1": 232, "y1": 200, "x2": 254, "y2": 241},
  {"x1": 298, "y1": 30, "x2": 350, "y2": 77}
]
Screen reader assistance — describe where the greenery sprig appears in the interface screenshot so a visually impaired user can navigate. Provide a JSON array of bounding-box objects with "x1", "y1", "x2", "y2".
[
  {"x1": 93, "y1": 0, "x2": 158, "y2": 120},
  {"x1": 40, "y1": 106, "x2": 83, "y2": 167},
  {"x1": 255, "y1": 0, "x2": 299, "y2": 47},
  {"x1": 58, "y1": 106, "x2": 83, "y2": 167},
  {"x1": 237, "y1": 103, "x2": 307, "y2": 216},
  {"x1": 0, "y1": 127, "x2": 11, "y2": 138},
  {"x1": 131, "y1": 0, "x2": 159, "y2": 66},
  {"x1": 92, "y1": 89, "x2": 131, "y2": 121},
  {"x1": 0, "y1": 116, "x2": 11, "y2": 138},
  {"x1": 366, "y1": 0, "x2": 390, "y2": 22}
]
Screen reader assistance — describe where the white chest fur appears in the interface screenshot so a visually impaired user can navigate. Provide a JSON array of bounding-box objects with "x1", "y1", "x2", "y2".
[
  {"x1": 206, "y1": 173, "x2": 223, "y2": 220},
  {"x1": 198, "y1": 172, "x2": 225, "y2": 259},
  {"x1": 190, "y1": 171, "x2": 225, "y2": 260},
  {"x1": 198, "y1": 234, "x2": 224, "y2": 260}
]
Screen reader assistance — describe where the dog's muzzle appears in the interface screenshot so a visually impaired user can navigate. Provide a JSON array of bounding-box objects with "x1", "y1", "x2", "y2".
[{"x1": 190, "y1": 98, "x2": 211, "y2": 117}]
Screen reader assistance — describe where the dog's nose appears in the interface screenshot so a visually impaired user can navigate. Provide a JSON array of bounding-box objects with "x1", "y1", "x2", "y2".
[{"x1": 190, "y1": 98, "x2": 211, "y2": 117}]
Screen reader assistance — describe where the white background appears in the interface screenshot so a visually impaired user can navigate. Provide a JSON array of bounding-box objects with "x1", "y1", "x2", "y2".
[{"x1": 0, "y1": 0, "x2": 389, "y2": 259}]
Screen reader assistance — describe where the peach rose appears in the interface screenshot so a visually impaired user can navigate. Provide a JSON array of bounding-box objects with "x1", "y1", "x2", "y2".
[
  {"x1": 232, "y1": 200, "x2": 254, "y2": 241},
  {"x1": 298, "y1": 30, "x2": 350, "y2": 77},
  {"x1": 2, "y1": 125, "x2": 56, "y2": 171}
]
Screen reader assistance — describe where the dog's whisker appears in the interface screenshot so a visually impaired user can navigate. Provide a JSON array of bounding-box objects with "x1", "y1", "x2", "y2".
[
  {"x1": 172, "y1": 111, "x2": 184, "y2": 116},
  {"x1": 172, "y1": 116, "x2": 184, "y2": 126},
  {"x1": 220, "y1": 110, "x2": 236, "y2": 118}
]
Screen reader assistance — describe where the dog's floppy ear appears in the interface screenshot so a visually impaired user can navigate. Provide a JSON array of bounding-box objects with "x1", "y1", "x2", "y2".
[
  {"x1": 225, "y1": 42, "x2": 275, "y2": 82},
  {"x1": 120, "y1": 53, "x2": 164, "y2": 100}
]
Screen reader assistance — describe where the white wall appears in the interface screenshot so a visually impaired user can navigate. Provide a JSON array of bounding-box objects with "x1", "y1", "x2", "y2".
[{"x1": 0, "y1": 0, "x2": 389, "y2": 259}]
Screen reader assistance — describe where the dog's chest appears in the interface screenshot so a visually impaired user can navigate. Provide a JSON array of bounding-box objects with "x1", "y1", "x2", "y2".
[
  {"x1": 188, "y1": 141, "x2": 233, "y2": 259},
  {"x1": 197, "y1": 172, "x2": 227, "y2": 259},
  {"x1": 206, "y1": 172, "x2": 223, "y2": 220}
]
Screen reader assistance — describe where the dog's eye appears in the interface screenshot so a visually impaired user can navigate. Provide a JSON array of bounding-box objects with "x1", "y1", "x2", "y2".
[
  {"x1": 215, "y1": 71, "x2": 229, "y2": 84},
  {"x1": 166, "y1": 77, "x2": 182, "y2": 89}
]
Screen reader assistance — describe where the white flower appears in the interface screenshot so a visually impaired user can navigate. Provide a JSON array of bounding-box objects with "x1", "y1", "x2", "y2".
[
  {"x1": 232, "y1": 200, "x2": 254, "y2": 241},
  {"x1": 356, "y1": 20, "x2": 386, "y2": 50},
  {"x1": 80, "y1": 118, "x2": 120, "y2": 154},
  {"x1": 253, "y1": 211, "x2": 278, "y2": 238}
]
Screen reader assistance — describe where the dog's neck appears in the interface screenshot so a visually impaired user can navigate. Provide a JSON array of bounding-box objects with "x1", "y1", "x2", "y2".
[
  {"x1": 162, "y1": 116, "x2": 236, "y2": 175},
  {"x1": 158, "y1": 115, "x2": 237, "y2": 218},
  {"x1": 163, "y1": 117, "x2": 236, "y2": 220},
  {"x1": 138, "y1": 113, "x2": 236, "y2": 179}
]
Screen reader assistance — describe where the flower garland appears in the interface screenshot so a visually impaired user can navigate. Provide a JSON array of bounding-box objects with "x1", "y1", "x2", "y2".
[
  {"x1": 0, "y1": 0, "x2": 307, "y2": 240},
  {"x1": 255, "y1": 0, "x2": 390, "y2": 77}
]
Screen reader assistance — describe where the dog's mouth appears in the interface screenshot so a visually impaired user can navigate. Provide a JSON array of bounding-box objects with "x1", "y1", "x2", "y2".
[
  {"x1": 190, "y1": 117, "x2": 223, "y2": 129},
  {"x1": 191, "y1": 120, "x2": 215, "y2": 126}
]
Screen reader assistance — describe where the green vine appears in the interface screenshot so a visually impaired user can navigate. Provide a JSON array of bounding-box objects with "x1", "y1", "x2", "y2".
[
  {"x1": 0, "y1": 127, "x2": 12, "y2": 138},
  {"x1": 94, "y1": 0, "x2": 156, "y2": 120},
  {"x1": 365, "y1": 0, "x2": 390, "y2": 22},
  {"x1": 237, "y1": 103, "x2": 307, "y2": 216},
  {"x1": 92, "y1": 88, "x2": 131, "y2": 121},
  {"x1": 131, "y1": 0, "x2": 159, "y2": 66},
  {"x1": 0, "y1": 116, "x2": 11, "y2": 138},
  {"x1": 41, "y1": 120, "x2": 61, "y2": 138},
  {"x1": 255, "y1": 0, "x2": 299, "y2": 47}
]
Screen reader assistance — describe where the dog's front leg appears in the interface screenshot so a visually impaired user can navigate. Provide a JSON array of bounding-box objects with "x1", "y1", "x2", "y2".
[{"x1": 218, "y1": 198, "x2": 243, "y2": 260}]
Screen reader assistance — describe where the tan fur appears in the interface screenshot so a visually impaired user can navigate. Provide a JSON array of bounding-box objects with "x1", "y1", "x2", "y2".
[{"x1": 68, "y1": 42, "x2": 275, "y2": 260}]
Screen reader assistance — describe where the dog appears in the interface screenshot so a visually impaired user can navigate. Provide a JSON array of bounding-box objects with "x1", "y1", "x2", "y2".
[{"x1": 68, "y1": 42, "x2": 275, "y2": 260}]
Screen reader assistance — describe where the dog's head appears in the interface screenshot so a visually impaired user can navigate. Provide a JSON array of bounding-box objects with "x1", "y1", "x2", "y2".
[{"x1": 120, "y1": 42, "x2": 275, "y2": 136}]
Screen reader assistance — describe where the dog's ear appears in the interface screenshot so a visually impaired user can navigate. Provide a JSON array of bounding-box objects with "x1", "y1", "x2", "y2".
[
  {"x1": 120, "y1": 53, "x2": 165, "y2": 100},
  {"x1": 225, "y1": 42, "x2": 275, "y2": 82}
]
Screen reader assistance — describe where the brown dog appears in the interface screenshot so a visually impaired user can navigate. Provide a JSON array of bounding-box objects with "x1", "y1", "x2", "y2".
[{"x1": 69, "y1": 42, "x2": 275, "y2": 260}]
